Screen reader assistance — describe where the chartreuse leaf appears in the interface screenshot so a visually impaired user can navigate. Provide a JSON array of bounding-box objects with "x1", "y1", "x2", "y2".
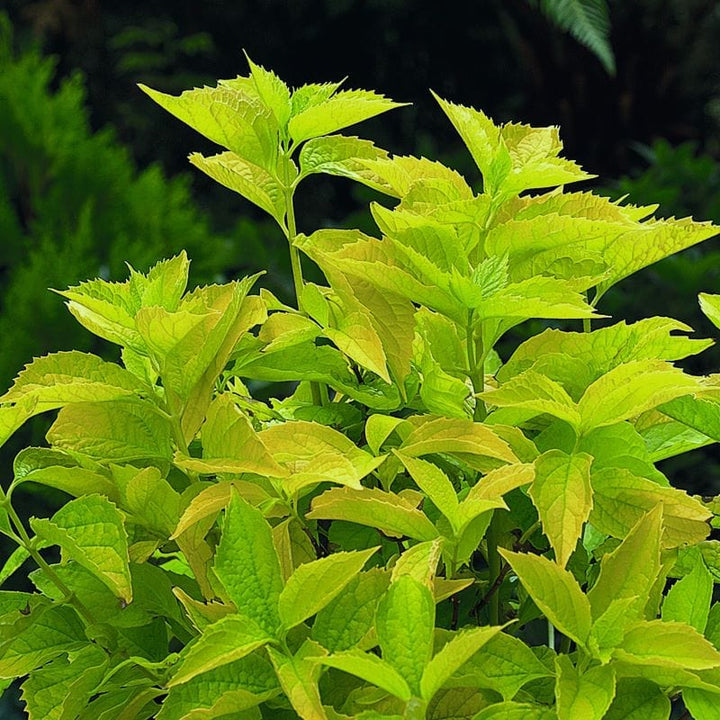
[
  {"x1": 174, "y1": 393, "x2": 285, "y2": 477},
  {"x1": 288, "y1": 88, "x2": 405, "y2": 144},
  {"x1": 156, "y1": 654, "x2": 279, "y2": 720},
  {"x1": 0, "y1": 605, "x2": 85, "y2": 678},
  {"x1": 499, "y1": 549, "x2": 591, "y2": 648},
  {"x1": 244, "y1": 54, "x2": 291, "y2": 129},
  {"x1": 312, "y1": 568, "x2": 389, "y2": 652},
  {"x1": 319, "y1": 650, "x2": 411, "y2": 701},
  {"x1": 299, "y1": 135, "x2": 390, "y2": 186},
  {"x1": 450, "y1": 631, "x2": 552, "y2": 699},
  {"x1": 554, "y1": 654, "x2": 615, "y2": 720},
  {"x1": 376, "y1": 575, "x2": 435, "y2": 697},
  {"x1": 213, "y1": 493, "x2": 284, "y2": 636},
  {"x1": 590, "y1": 467, "x2": 710, "y2": 547},
  {"x1": 529, "y1": 451, "x2": 593, "y2": 567},
  {"x1": 395, "y1": 452, "x2": 459, "y2": 532},
  {"x1": 615, "y1": 620, "x2": 720, "y2": 670},
  {"x1": 700, "y1": 293, "x2": 720, "y2": 330},
  {"x1": 168, "y1": 615, "x2": 272, "y2": 687},
  {"x1": 47, "y1": 399, "x2": 173, "y2": 463},
  {"x1": 391, "y1": 539, "x2": 442, "y2": 589},
  {"x1": 1, "y1": 351, "x2": 149, "y2": 413},
  {"x1": 420, "y1": 625, "x2": 505, "y2": 701},
  {"x1": 20, "y1": 644, "x2": 107, "y2": 720},
  {"x1": 31, "y1": 494, "x2": 132, "y2": 602},
  {"x1": 139, "y1": 82, "x2": 278, "y2": 167},
  {"x1": 278, "y1": 547, "x2": 378, "y2": 629},
  {"x1": 267, "y1": 642, "x2": 328, "y2": 720},
  {"x1": 308, "y1": 487, "x2": 438, "y2": 541},
  {"x1": 662, "y1": 555, "x2": 714, "y2": 633},
  {"x1": 577, "y1": 360, "x2": 702, "y2": 433},
  {"x1": 588, "y1": 505, "x2": 663, "y2": 623},
  {"x1": 258, "y1": 420, "x2": 384, "y2": 496},
  {"x1": 365, "y1": 414, "x2": 405, "y2": 456},
  {"x1": 481, "y1": 371, "x2": 580, "y2": 430}
]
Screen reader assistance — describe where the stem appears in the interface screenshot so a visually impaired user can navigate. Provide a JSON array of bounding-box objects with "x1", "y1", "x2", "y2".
[
  {"x1": 5, "y1": 501, "x2": 98, "y2": 627},
  {"x1": 466, "y1": 310, "x2": 486, "y2": 421},
  {"x1": 548, "y1": 621, "x2": 556, "y2": 650},
  {"x1": 559, "y1": 633, "x2": 572, "y2": 654},
  {"x1": 486, "y1": 514, "x2": 501, "y2": 625},
  {"x1": 170, "y1": 414, "x2": 199, "y2": 485},
  {"x1": 518, "y1": 520, "x2": 542, "y2": 546},
  {"x1": 583, "y1": 291, "x2": 592, "y2": 333}
]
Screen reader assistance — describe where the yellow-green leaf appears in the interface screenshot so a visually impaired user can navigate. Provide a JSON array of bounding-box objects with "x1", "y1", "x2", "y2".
[{"x1": 555, "y1": 655, "x2": 615, "y2": 720}]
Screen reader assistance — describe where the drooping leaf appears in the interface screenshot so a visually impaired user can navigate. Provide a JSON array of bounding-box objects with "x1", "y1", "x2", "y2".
[
  {"x1": 213, "y1": 493, "x2": 284, "y2": 636},
  {"x1": 31, "y1": 494, "x2": 132, "y2": 602},
  {"x1": 307, "y1": 486, "x2": 438, "y2": 541},
  {"x1": 529, "y1": 451, "x2": 593, "y2": 567},
  {"x1": 318, "y1": 650, "x2": 411, "y2": 701},
  {"x1": 267, "y1": 643, "x2": 328, "y2": 720}
]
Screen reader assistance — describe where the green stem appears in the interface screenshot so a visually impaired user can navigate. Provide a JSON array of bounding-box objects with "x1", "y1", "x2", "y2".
[
  {"x1": 5, "y1": 501, "x2": 98, "y2": 627},
  {"x1": 486, "y1": 514, "x2": 501, "y2": 626},
  {"x1": 518, "y1": 520, "x2": 541, "y2": 546},
  {"x1": 559, "y1": 633, "x2": 572, "y2": 654},
  {"x1": 170, "y1": 414, "x2": 200, "y2": 485},
  {"x1": 466, "y1": 310, "x2": 486, "y2": 421},
  {"x1": 583, "y1": 291, "x2": 593, "y2": 333}
]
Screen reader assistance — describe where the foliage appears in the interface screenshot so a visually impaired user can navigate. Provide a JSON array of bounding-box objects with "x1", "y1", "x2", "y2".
[
  {"x1": 528, "y1": 0, "x2": 615, "y2": 74},
  {"x1": 1, "y1": 57, "x2": 720, "y2": 719},
  {"x1": 0, "y1": 14, "x2": 237, "y2": 390}
]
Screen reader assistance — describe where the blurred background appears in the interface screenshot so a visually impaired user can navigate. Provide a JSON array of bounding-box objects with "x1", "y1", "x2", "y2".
[{"x1": 0, "y1": 1, "x2": 720, "y2": 713}]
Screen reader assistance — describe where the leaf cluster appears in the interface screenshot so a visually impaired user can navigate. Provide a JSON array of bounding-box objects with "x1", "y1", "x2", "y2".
[{"x1": 1, "y1": 56, "x2": 720, "y2": 720}]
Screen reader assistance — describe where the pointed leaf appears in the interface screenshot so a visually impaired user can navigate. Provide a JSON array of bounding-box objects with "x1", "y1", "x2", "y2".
[
  {"x1": 168, "y1": 614, "x2": 272, "y2": 687},
  {"x1": 376, "y1": 575, "x2": 435, "y2": 696},
  {"x1": 529, "y1": 451, "x2": 593, "y2": 568},
  {"x1": 603, "y1": 678, "x2": 670, "y2": 720},
  {"x1": 214, "y1": 493, "x2": 284, "y2": 636},
  {"x1": 500, "y1": 549, "x2": 592, "y2": 647},
  {"x1": 278, "y1": 547, "x2": 378, "y2": 629},
  {"x1": 555, "y1": 654, "x2": 615, "y2": 720},
  {"x1": 31, "y1": 494, "x2": 132, "y2": 602},
  {"x1": 267, "y1": 644, "x2": 327, "y2": 720},
  {"x1": 473, "y1": 702, "x2": 557, "y2": 720},
  {"x1": 319, "y1": 650, "x2": 411, "y2": 701},
  {"x1": 662, "y1": 556, "x2": 714, "y2": 633}
]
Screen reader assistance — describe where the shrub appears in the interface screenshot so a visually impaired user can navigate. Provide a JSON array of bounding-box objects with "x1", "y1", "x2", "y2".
[{"x1": 1, "y1": 57, "x2": 720, "y2": 720}]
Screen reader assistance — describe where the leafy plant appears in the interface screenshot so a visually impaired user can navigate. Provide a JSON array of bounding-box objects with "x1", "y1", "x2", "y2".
[
  {"x1": 528, "y1": 0, "x2": 615, "y2": 74},
  {"x1": 1, "y1": 56, "x2": 720, "y2": 719}
]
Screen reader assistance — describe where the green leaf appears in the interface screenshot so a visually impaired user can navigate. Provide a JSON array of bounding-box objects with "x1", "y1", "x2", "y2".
[
  {"x1": 46, "y1": 400, "x2": 173, "y2": 463},
  {"x1": 427, "y1": 688, "x2": 498, "y2": 720},
  {"x1": 140, "y1": 83, "x2": 278, "y2": 168},
  {"x1": 399, "y1": 416, "x2": 518, "y2": 466},
  {"x1": 391, "y1": 539, "x2": 442, "y2": 589},
  {"x1": 450, "y1": 631, "x2": 552, "y2": 700},
  {"x1": 278, "y1": 547, "x2": 379, "y2": 629},
  {"x1": 376, "y1": 575, "x2": 435, "y2": 697},
  {"x1": 590, "y1": 467, "x2": 710, "y2": 547},
  {"x1": 214, "y1": 493, "x2": 284, "y2": 636},
  {"x1": 1, "y1": 351, "x2": 149, "y2": 413},
  {"x1": 365, "y1": 414, "x2": 405, "y2": 456},
  {"x1": 616, "y1": 620, "x2": 720, "y2": 670},
  {"x1": 288, "y1": 89, "x2": 404, "y2": 144},
  {"x1": 157, "y1": 654, "x2": 279, "y2": 720},
  {"x1": 577, "y1": 360, "x2": 702, "y2": 433},
  {"x1": 662, "y1": 556, "x2": 714, "y2": 633},
  {"x1": 482, "y1": 371, "x2": 580, "y2": 430},
  {"x1": 472, "y1": 702, "x2": 557, "y2": 719},
  {"x1": 245, "y1": 54, "x2": 291, "y2": 129},
  {"x1": 267, "y1": 643, "x2": 327, "y2": 720},
  {"x1": 395, "y1": 452, "x2": 460, "y2": 531},
  {"x1": 499, "y1": 549, "x2": 592, "y2": 648},
  {"x1": 538, "y1": 0, "x2": 615, "y2": 74},
  {"x1": 603, "y1": 678, "x2": 670, "y2": 720},
  {"x1": 529, "y1": 451, "x2": 593, "y2": 568},
  {"x1": 660, "y1": 394, "x2": 720, "y2": 443},
  {"x1": 554, "y1": 654, "x2": 615, "y2": 720},
  {"x1": 20, "y1": 645, "x2": 107, "y2": 720},
  {"x1": 683, "y1": 687, "x2": 720, "y2": 720},
  {"x1": 0, "y1": 605, "x2": 85, "y2": 679},
  {"x1": 31, "y1": 494, "x2": 132, "y2": 602},
  {"x1": 168, "y1": 614, "x2": 272, "y2": 687},
  {"x1": 420, "y1": 626, "x2": 505, "y2": 701},
  {"x1": 587, "y1": 504, "x2": 662, "y2": 622},
  {"x1": 319, "y1": 650, "x2": 411, "y2": 701},
  {"x1": 700, "y1": 293, "x2": 720, "y2": 330},
  {"x1": 307, "y1": 486, "x2": 438, "y2": 541},
  {"x1": 258, "y1": 420, "x2": 384, "y2": 495},
  {"x1": 174, "y1": 393, "x2": 285, "y2": 477},
  {"x1": 312, "y1": 568, "x2": 390, "y2": 652},
  {"x1": 298, "y1": 135, "x2": 390, "y2": 187}
]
